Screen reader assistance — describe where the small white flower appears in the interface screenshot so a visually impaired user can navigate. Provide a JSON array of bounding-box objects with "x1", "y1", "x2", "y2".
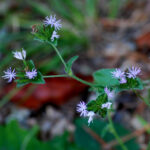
[
  {"x1": 26, "y1": 69, "x2": 37, "y2": 79},
  {"x1": 104, "y1": 87, "x2": 114, "y2": 100},
  {"x1": 101, "y1": 102, "x2": 112, "y2": 109},
  {"x1": 127, "y1": 66, "x2": 141, "y2": 79},
  {"x1": 76, "y1": 101, "x2": 88, "y2": 117},
  {"x1": 44, "y1": 15, "x2": 62, "y2": 30},
  {"x1": 2, "y1": 68, "x2": 16, "y2": 83},
  {"x1": 87, "y1": 111, "x2": 95, "y2": 125},
  {"x1": 13, "y1": 49, "x2": 26, "y2": 60},
  {"x1": 112, "y1": 68, "x2": 125, "y2": 79},
  {"x1": 51, "y1": 31, "x2": 59, "y2": 41}
]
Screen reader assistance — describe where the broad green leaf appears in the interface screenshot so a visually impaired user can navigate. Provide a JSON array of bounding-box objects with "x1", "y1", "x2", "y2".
[{"x1": 93, "y1": 68, "x2": 120, "y2": 87}]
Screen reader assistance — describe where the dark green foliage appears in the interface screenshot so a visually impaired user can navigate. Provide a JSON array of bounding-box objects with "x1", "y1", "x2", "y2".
[
  {"x1": 75, "y1": 118, "x2": 140, "y2": 150},
  {"x1": 116, "y1": 77, "x2": 143, "y2": 92},
  {"x1": 0, "y1": 120, "x2": 83, "y2": 150},
  {"x1": 87, "y1": 94, "x2": 108, "y2": 118}
]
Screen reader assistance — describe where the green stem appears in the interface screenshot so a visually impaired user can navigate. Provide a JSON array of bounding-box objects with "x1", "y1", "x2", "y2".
[
  {"x1": 71, "y1": 74, "x2": 96, "y2": 87},
  {"x1": 23, "y1": 60, "x2": 27, "y2": 68},
  {"x1": 108, "y1": 111, "x2": 128, "y2": 150},
  {"x1": 47, "y1": 42, "x2": 67, "y2": 69},
  {"x1": 133, "y1": 90, "x2": 150, "y2": 108},
  {"x1": 43, "y1": 74, "x2": 68, "y2": 78},
  {"x1": 46, "y1": 41, "x2": 105, "y2": 87}
]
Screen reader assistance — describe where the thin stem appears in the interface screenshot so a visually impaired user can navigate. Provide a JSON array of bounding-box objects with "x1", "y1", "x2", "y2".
[
  {"x1": 43, "y1": 74, "x2": 68, "y2": 78},
  {"x1": 71, "y1": 74, "x2": 96, "y2": 87},
  {"x1": 46, "y1": 41, "x2": 102, "y2": 87},
  {"x1": 23, "y1": 60, "x2": 27, "y2": 68},
  {"x1": 133, "y1": 90, "x2": 150, "y2": 108},
  {"x1": 47, "y1": 42, "x2": 67, "y2": 69},
  {"x1": 107, "y1": 111, "x2": 128, "y2": 150}
]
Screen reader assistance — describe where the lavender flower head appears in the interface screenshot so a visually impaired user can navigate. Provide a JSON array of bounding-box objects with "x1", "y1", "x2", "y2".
[
  {"x1": 127, "y1": 66, "x2": 141, "y2": 79},
  {"x1": 2, "y1": 68, "x2": 16, "y2": 83},
  {"x1": 112, "y1": 68, "x2": 125, "y2": 79},
  {"x1": 104, "y1": 87, "x2": 114, "y2": 100},
  {"x1": 87, "y1": 111, "x2": 95, "y2": 125},
  {"x1": 51, "y1": 31, "x2": 59, "y2": 41},
  {"x1": 76, "y1": 101, "x2": 88, "y2": 117},
  {"x1": 101, "y1": 102, "x2": 112, "y2": 109},
  {"x1": 13, "y1": 49, "x2": 26, "y2": 60},
  {"x1": 44, "y1": 15, "x2": 62, "y2": 30},
  {"x1": 26, "y1": 69, "x2": 37, "y2": 79},
  {"x1": 112, "y1": 68, "x2": 127, "y2": 84}
]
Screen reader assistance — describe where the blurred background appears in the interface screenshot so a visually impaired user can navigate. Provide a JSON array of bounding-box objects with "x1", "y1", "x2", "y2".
[{"x1": 0, "y1": 0, "x2": 150, "y2": 149}]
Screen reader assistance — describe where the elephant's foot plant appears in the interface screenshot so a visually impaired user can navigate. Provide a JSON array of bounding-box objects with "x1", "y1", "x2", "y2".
[{"x1": 2, "y1": 14, "x2": 148, "y2": 150}]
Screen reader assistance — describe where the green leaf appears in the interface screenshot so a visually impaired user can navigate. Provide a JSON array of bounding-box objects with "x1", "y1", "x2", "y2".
[
  {"x1": 65, "y1": 55, "x2": 79, "y2": 74},
  {"x1": 93, "y1": 68, "x2": 120, "y2": 87},
  {"x1": 87, "y1": 94, "x2": 108, "y2": 118}
]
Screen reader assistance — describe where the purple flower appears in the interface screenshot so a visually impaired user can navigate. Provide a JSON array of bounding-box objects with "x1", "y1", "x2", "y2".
[
  {"x1": 51, "y1": 31, "x2": 59, "y2": 41},
  {"x1": 112, "y1": 69, "x2": 125, "y2": 79},
  {"x1": 127, "y1": 66, "x2": 141, "y2": 79},
  {"x1": 26, "y1": 69, "x2": 37, "y2": 79},
  {"x1": 76, "y1": 101, "x2": 88, "y2": 117},
  {"x1": 44, "y1": 15, "x2": 62, "y2": 30},
  {"x1": 104, "y1": 87, "x2": 114, "y2": 100},
  {"x1": 101, "y1": 102, "x2": 112, "y2": 109},
  {"x1": 87, "y1": 111, "x2": 95, "y2": 125},
  {"x1": 112, "y1": 68, "x2": 127, "y2": 84},
  {"x1": 13, "y1": 48, "x2": 26, "y2": 60},
  {"x1": 2, "y1": 68, "x2": 16, "y2": 82}
]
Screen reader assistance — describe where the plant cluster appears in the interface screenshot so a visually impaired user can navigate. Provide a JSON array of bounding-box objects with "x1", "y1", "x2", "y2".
[{"x1": 2, "y1": 15, "x2": 144, "y2": 126}]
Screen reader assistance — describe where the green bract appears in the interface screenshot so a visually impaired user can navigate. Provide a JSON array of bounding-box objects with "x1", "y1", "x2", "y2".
[
  {"x1": 32, "y1": 25, "x2": 57, "y2": 46},
  {"x1": 87, "y1": 94, "x2": 108, "y2": 118},
  {"x1": 15, "y1": 60, "x2": 45, "y2": 87}
]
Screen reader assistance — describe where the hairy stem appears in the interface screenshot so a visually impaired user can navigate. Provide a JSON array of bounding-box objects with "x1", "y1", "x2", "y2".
[{"x1": 107, "y1": 111, "x2": 128, "y2": 150}]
